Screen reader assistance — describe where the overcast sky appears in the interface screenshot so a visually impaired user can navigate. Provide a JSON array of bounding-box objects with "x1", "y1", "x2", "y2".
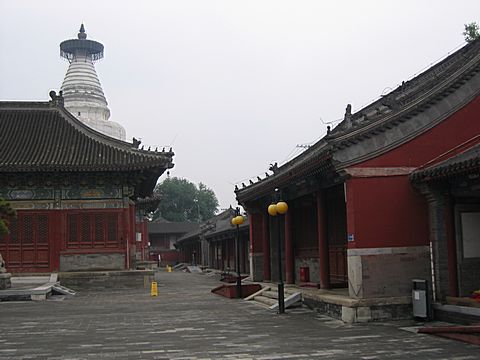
[{"x1": 0, "y1": 1, "x2": 478, "y2": 210}]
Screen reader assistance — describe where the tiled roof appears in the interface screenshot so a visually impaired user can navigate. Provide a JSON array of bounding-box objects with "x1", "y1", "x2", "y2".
[
  {"x1": 176, "y1": 208, "x2": 246, "y2": 244},
  {"x1": 411, "y1": 143, "x2": 480, "y2": 182},
  {"x1": 236, "y1": 38, "x2": 480, "y2": 202},
  {"x1": 0, "y1": 99, "x2": 174, "y2": 173}
]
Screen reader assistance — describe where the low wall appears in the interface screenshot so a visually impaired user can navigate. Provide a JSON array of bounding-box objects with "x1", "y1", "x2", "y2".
[
  {"x1": 60, "y1": 253, "x2": 125, "y2": 272},
  {"x1": 348, "y1": 246, "x2": 430, "y2": 299},
  {"x1": 58, "y1": 270, "x2": 154, "y2": 290}
]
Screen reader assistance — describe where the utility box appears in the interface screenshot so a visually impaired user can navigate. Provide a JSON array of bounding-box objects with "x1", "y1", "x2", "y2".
[
  {"x1": 299, "y1": 267, "x2": 310, "y2": 283},
  {"x1": 412, "y1": 279, "x2": 428, "y2": 319}
]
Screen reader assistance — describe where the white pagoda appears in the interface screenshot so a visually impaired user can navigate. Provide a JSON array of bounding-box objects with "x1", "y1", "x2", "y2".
[{"x1": 59, "y1": 24, "x2": 126, "y2": 140}]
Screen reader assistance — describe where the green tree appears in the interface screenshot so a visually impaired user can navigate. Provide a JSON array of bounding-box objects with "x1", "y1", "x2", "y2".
[
  {"x1": 0, "y1": 198, "x2": 16, "y2": 235},
  {"x1": 153, "y1": 177, "x2": 219, "y2": 222},
  {"x1": 464, "y1": 22, "x2": 480, "y2": 43}
]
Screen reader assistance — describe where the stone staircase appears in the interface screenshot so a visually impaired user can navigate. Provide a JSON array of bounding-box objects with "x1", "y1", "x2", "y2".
[{"x1": 245, "y1": 285, "x2": 303, "y2": 311}]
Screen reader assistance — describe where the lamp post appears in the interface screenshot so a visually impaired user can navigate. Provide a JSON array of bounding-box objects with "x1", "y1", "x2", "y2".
[
  {"x1": 267, "y1": 188, "x2": 288, "y2": 314},
  {"x1": 231, "y1": 208, "x2": 244, "y2": 298}
]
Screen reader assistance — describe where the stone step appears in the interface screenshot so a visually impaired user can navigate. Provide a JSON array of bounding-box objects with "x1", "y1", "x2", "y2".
[
  {"x1": 269, "y1": 292, "x2": 303, "y2": 311},
  {"x1": 262, "y1": 290, "x2": 279, "y2": 300},
  {"x1": 253, "y1": 295, "x2": 278, "y2": 307}
]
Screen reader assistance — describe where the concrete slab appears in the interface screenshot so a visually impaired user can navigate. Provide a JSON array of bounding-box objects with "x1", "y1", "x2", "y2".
[{"x1": 186, "y1": 265, "x2": 202, "y2": 273}]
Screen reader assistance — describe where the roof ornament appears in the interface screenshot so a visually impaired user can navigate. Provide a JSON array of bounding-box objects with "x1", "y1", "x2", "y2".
[
  {"x1": 269, "y1": 162, "x2": 279, "y2": 174},
  {"x1": 48, "y1": 90, "x2": 64, "y2": 106},
  {"x1": 326, "y1": 125, "x2": 331, "y2": 135},
  {"x1": 132, "y1": 137, "x2": 141, "y2": 148},
  {"x1": 381, "y1": 94, "x2": 400, "y2": 111},
  {"x1": 344, "y1": 104, "x2": 352, "y2": 128}
]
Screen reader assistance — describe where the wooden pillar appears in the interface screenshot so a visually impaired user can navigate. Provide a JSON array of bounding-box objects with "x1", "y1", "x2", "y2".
[
  {"x1": 317, "y1": 191, "x2": 330, "y2": 289},
  {"x1": 262, "y1": 212, "x2": 271, "y2": 280},
  {"x1": 285, "y1": 211, "x2": 294, "y2": 284}
]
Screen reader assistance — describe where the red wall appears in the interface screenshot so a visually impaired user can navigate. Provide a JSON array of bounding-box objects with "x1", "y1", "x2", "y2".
[
  {"x1": 358, "y1": 96, "x2": 480, "y2": 168},
  {"x1": 346, "y1": 176, "x2": 429, "y2": 249},
  {"x1": 345, "y1": 96, "x2": 480, "y2": 249}
]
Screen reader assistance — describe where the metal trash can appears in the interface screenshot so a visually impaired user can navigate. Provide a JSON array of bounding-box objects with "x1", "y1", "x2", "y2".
[{"x1": 412, "y1": 279, "x2": 428, "y2": 319}]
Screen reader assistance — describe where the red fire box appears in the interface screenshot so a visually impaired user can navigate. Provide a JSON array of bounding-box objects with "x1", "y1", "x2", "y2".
[{"x1": 299, "y1": 267, "x2": 310, "y2": 283}]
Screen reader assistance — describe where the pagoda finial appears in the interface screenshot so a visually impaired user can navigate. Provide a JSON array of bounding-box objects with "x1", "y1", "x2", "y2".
[{"x1": 78, "y1": 24, "x2": 87, "y2": 39}]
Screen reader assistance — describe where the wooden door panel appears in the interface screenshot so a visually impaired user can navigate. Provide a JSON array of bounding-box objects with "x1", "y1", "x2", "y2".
[{"x1": 2, "y1": 212, "x2": 51, "y2": 272}]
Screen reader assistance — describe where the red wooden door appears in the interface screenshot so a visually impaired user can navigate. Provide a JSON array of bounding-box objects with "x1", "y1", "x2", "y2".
[{"x1": 0, "y1": 212, "x2": 50, "y2": 272}]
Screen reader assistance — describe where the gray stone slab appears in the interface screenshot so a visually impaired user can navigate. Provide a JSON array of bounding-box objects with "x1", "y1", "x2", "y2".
[{"x1": 0, "y1": 271, "x2": 478, "y2": 359}]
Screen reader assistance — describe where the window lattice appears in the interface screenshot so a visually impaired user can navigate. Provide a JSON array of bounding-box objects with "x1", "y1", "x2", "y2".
[
  {"x1": 81, "y1": 214, "x2": 91, "y2": 243},
  {"x1": 38, "y1": 215, "x2": 48, "y2": 243},
  {"x1": 23, "y1": 215, "x2": 33, "y2": 244},
  {"x1": 107, "y1": 214, "x2": 118, "y2": 243},
  {"x1": 9, "y1": 218, "x2": 18, "y2": 244},
  {"x1": 94, "y1": 214, "x2": 104, "y2": 243},
  {"x1": 67, "y1": 214, "x2": 77, "y2": 244}
]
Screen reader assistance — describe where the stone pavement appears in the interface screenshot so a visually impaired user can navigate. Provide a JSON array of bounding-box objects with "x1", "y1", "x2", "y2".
[{"x1": 0, "y1": 271, "x2": 478, "y2": 359}]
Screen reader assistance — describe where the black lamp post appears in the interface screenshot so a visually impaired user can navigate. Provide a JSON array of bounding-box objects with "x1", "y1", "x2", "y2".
[
  {"x1": 231, "y1": 207, "x2": 244, "y2": 298},
  {"x1": 268, "y1": 188, "x2": 288, "y2": 314}
]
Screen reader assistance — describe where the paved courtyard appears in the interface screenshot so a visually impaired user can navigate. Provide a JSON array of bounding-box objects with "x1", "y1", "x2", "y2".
[{"x1": 0, "y1": 271, "x2": 478, "y2": 359}]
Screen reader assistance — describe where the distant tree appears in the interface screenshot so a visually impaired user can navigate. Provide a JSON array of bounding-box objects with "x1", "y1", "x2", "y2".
[
  {"x1": 464, "y1": 22, "x2": 480, "y2": 43},
  {"x1": 152, "y1": 177, "x2": 219, "y2": 222},
  {"x1": 0, "y1": 198, "x2": 16, "y2": 235}
]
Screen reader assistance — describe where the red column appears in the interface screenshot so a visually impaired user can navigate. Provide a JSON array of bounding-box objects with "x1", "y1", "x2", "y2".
[
  {"x1": 51, "y1": 209, "x2": 63, "y2": 271},
  {"x1": 123, "y1": 206, "x2": 131, "y2": 269},
  {"x1": 445, "y1": 197, "x2": 459, "y2": 297},
  {"x1": 285, "y1": 211, "x2": 294, "y2": 284},
  {"x1": 262, "y1": 212, "x2": 271, "y2": 280},
  {"x1": 317, "y1": 191, "x2": 330, "y2": 289}
]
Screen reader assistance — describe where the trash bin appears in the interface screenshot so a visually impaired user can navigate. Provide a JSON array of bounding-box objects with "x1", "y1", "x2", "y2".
[
  {"x1": 412, "y1": 279, "x2": 428, "y2": 319},
  {"x1": 300, "y1": 267, "x2": 310, "y2": 283}
]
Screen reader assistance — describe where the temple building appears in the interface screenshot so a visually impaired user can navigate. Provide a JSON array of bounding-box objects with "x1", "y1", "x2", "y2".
[
  {"x1": 236, "y1": 38, "x2": 480, "y2": 322},
  {"x1": 176, "y1": 208, "x2": 250, "y2": 274},
  {"x1": 0, "y1": 25, "x2": 172, "y2": 273},
  {"x1": 60, "y1": 24, "x2": 126, "y2": 140},
  {"x1": 148, "y1": 217, "x2": 199, "y2": 266}
]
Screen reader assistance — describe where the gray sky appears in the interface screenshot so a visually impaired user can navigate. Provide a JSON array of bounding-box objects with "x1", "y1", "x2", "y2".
[{"x1": 1, "y1": 0, "x2": 478, "y2": 210}]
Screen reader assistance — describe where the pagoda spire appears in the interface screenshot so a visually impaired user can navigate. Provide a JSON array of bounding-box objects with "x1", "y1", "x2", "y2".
[
  {"x1": 78, "y1": 23, "x2": 87, "y2": 39},
  {"x1": 59, "y1": 25, "x2": 126, "y2": 140}
]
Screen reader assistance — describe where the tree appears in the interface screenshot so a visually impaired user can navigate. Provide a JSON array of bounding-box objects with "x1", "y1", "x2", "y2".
[
  {"x1": 464, "y1": 22, "x2": 480, "y2": 43},
  {"x1": 0, "y1": 198, "x2": 16, "y2": 235},
  {"x1": 152, "y1": 177, "x2": 219, "y2": 222}
]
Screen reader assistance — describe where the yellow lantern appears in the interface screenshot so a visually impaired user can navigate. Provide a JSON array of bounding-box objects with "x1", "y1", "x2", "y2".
[
  {"x1": 235, "y1": 215, "x2": 244, "y2": 225},
  {"x1": 267, "y1": 204, "x2": 278, "y2": 216},
  {"x1": 276, "y1": 201, "x2": 288, "y2": 214},
  {"x1": 231, "y1": 217, "x2": 237, "y2": 225}
]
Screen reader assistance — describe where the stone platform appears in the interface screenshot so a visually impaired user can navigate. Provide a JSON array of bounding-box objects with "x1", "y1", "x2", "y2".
[
  {"x1": 0, "y1": 275, "x2": 55, "y2": 301},
  {"x1": 58, "y1": 269, "x2": 155, "y2": 290},
  {"x1": 285, "y1": 284, "x2": 412, "y2": 323}
]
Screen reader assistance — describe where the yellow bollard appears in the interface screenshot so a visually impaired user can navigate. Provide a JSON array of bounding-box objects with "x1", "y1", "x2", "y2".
[
  {"x1": 167, "y1": 265, "x2": 172, "y2": 273},
  {"x1": 151, "y1": 281, "x2": 158, "y2": 297}
]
